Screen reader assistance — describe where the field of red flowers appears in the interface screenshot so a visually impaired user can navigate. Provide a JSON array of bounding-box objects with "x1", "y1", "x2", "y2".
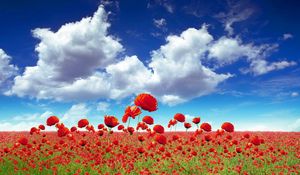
[{"x1": 0, "y1": 93, "x2": 299, "y2": 175}]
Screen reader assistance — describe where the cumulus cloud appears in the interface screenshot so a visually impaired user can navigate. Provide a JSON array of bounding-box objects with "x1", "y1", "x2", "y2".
[
  {"x1": 7, "y1": 5, "x2": 123, "y2": 99},
  {"x1": 0, "y1": 49, "x2": 18, "y2": 89},
  {"x1": 147, "y1": 26, "x2": 232, "y2": 104}
]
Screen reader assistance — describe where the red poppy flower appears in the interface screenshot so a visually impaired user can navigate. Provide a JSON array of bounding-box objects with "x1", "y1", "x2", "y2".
[
  {"x1": 134, "y1": 93, "x2": 158, "y2": 112},
  {"x1": 38, "y1": 124, "x2": 45, "y2": 130},
  {"x1": 79, "y1": 140, "x2": 87, "y2": 146},
  {"x1": 236, "y1": 147, "x2": 242, "y2": 153},
  {"x1": 251, "y1": 136, "x2": 261, "y2": 146},
  {"x1": 104, "y1": 116, "x2": 119, "y2": 128},
  {"x1": 168, "y1": 119, "x2": 177, "y2": 128},
  {"x1": 192, "y1": 117, "x2": 201, "y2": 124},
  {"x1": 153, "y1": 125, "x2": 164, "y2": 134},
  {"x1": 204, "y1": 135, "x2": 212, "y2": 142},
  {"x1": 138, "y1": 135, "x2": 145, "y2": 142},
  {"x1": 142, "y1": 116, "x2": 154, "y2": 125},
  {"x1": 30, "y1": 127, "x2": 38, "y2": 135},
  {"x1": 137, "y1": 147, "x2": 145, "y2": 154},
  {"x1": 200, "y1": 123, "x2": 212, "y2": 132},
  {"x1": 137, "y1": 122, "x2": 148, "y2": 131},
  {"x1": 184, "y1": 122, "x2": 192, "y2": 129},
  {"x1": 78, "y1": 119, "x2": 89, "y2": 128},
  {"x1": 57, "y1": 127, "x2": 69, "y2": 137},
  {"x1": 221, "y1": 122, "x2": 234, "y2": 132},
  {"x1": 174, "y1": 113, "x2": 185, "y2": 122},
  {"x1": 122, "y1": 106, "x2": 141, "y2": 123},
  {"x1": 70, "y1": 126, "x2": 77, "y2": 132},
  {"x1": 128, "y1": 127, "x2": 135, "y2": 134},
  {"x1": 155, "y1": 135, "x2": 167, "y2": 145},
  {"x1": 18, "y1": 137, "x2": 28, "y2": 145},
  {"x1": 97, "y1": 124, "x2": 104, "y2": 130},
  {"x1": 46, "y1": 116, "x2": 59, "y2": 126},
  {"x1": 117, "y1": 125, "x2": 124, "y2": 130}
]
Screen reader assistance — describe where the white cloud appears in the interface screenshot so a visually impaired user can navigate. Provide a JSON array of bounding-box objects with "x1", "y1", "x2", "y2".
[
  {"x1": 0, "y1": 105, "x2": 89, "y2": 131},
  {"x1": 216, "y1": 1, "x2": 254, "y2": 35},
  {"x1": 0, "y1": 111, "x2": 54, "y2": 131},
  {"x1": 153, "y1": 18, "x2": 167, "y2": 30},
  {"x1": 97, "y1": 102, "x2": 110, "y2": 112},
  {"x1": 283, "y1": 33, "x2": 293, "y2": 40},
  {"x1": 291, "y1": 92, "x2": 299, "y2": 97},
  {"x1": 146, "y1": 26, "x2": 232, "y2": 105},
  {"x1": 0, "y1": 49, "x2": 18, "y2": 89},
  {"x1": 208, "y1": 37, "x2": 296, "y2": 75},
  {"x1": 148, "y1": 0, "x2": 174, "y2": 13},
  {"x1": 289, "y1": 118, "x2": 300, "y2": 131},
  {"x1": 249, "y1": 60, "x2": 297, "y2": 75},
  {"x1": 61, "y1": 103, "x2": 90, "y2": 126},
  {"x1": 7, "y1": 5, "x2": 123, "y2": 99}
]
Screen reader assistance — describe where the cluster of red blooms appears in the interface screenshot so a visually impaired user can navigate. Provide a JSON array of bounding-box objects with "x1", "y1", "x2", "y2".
[{"x1": 0, "y1": 93, "x2": 299, "y2": 174}]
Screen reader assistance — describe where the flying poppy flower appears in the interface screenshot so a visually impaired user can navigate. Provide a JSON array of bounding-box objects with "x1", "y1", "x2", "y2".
[
  {"x1": 174, "y1": 113, "x2": 185, "y2": 122},
  {"x1": 192, "y1": 117, "x2": 201, "y2": 124},
  {"x1": 184, "y1": 122, "x2": 192, "y2": 130},
  {"x1": 200, "y1": 123, "x2": 212, "y2": 132},
  {"x1": 18, "y1": 137, "x2": 28, "y2": 145},
  {"x1": 46, "y1": 116, "x2": 59, "y2": 126},
  {"x1": 221, "y1": 122, "x2": 234, "y2": 132},
  {"x1": 104, "y1": 116, "x2": 119, "y2": 128},
  {"x1": 98, "y1": 124, "x2": 104, "y2": 130},
  {"x1": 134, "y1": 93, "x2": 158, "y2": 112},
  {"x1": 153, "y1": 125, "x2": 164, "y2": 134},
  {"x1": 155, "y1": 135, "x2": 167, "y2": 145},
  {"x1": 122, "y1": 106, "x2": 141, "y2": 123},
  {"x1": 78, "y1": 119, "x2": 89, "y2": 128},
  {"x1": 142, "y1": 116, "x2": 154, "y2": 125}
]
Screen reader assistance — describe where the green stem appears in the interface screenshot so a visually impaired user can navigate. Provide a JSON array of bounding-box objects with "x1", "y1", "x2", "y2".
[{"x1": 127, "y1": 118, "x2": 131, "y2": 128}]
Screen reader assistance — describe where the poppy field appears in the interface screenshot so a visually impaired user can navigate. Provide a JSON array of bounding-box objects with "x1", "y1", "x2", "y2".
[{"x1": 0, "y1": 93, "x2": 299, "y2": 175}]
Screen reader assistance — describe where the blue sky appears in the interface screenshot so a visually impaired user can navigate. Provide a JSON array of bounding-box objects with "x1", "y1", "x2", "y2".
[{"x1": 0, "y1": 0, "x2": 299, "y2": 131}]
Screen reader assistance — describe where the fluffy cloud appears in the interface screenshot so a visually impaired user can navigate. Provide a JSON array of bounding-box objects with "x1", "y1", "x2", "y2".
[
  {"x1": 147, "y1": 26, "x2": 232, "y2": 104},
  {"x1": 208, "y1": 37, "x2": 296, "y2": 75},
  {"x1": 0, "y1": 49, "x2": 18, "y2": 89},
  {"x1": 7, "y1": 5, "x2": 123, "y2": 99}
]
